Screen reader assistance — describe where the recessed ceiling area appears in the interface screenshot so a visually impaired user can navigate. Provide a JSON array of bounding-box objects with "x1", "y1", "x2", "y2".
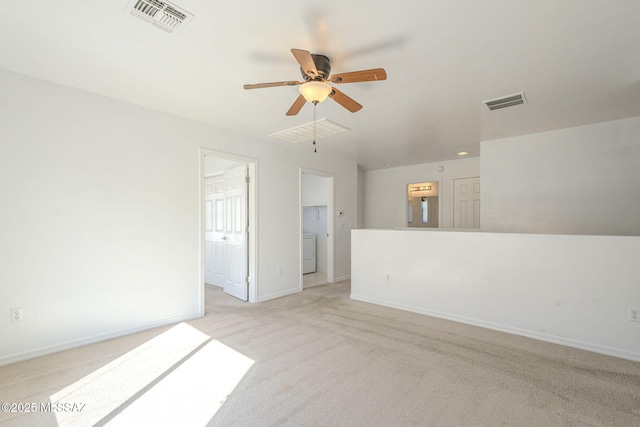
[
  {"x1": 269, "y1": 119, "x2": 349, "y2": 144},
  {"x1": 1, "y1": 1, "x2": 639, "y2": 170}
]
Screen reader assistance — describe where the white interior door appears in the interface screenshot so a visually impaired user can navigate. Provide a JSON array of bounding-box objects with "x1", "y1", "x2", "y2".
[
  {"x1": 223, "y1": 165, "x2": 248, "y2": 301},
  {"x1": 454, "y1": 176, "x2": 481, "y2": 228},
  {"x1": 204, "y1": 175, "x2": 225, "y2": 286}
]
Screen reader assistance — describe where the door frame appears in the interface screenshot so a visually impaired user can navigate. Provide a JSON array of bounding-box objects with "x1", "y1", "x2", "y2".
[
  {"x1": 299, "y1": 168, "x2": 335, "y2": 289},
  {"x1": 200, "y1": 148, "x2": 258, "y2": 310}
]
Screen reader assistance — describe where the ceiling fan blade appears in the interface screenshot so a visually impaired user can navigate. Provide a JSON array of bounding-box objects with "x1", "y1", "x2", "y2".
[
  {"x1": 291, "y1": 48, "x2": 319, "y2": 78},
  {"x1": 243, "y1": 81, "x2": 302, "y2": 90},
  {"x1": 329, "y1": 68, "x2": 387, "y2": 84},
  {"x1": 328, "y1": 87, "x2": 362, "y2": 113},
  {"x1": 286, "y1": 95, "x2": 307, "y2": 116}
]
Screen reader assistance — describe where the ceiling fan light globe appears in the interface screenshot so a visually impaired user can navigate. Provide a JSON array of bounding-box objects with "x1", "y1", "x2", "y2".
[{"x1": 299, "y1": 81, "x2": 332, "y2": 103}]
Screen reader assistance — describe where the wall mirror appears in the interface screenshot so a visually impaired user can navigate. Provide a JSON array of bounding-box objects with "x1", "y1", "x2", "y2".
[{"x1": 407, "y1": 181, "x2": 439, "y2": 228}]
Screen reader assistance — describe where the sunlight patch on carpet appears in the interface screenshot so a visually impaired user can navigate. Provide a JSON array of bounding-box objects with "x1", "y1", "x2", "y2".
[{"x1": 49, "y1": 323, "x2": 254, "y2": 426}]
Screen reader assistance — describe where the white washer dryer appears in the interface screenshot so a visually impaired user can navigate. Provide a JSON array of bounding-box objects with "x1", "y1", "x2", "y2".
[{"x1": 302, "y1": 233, "x2": 316, "y2": 274}]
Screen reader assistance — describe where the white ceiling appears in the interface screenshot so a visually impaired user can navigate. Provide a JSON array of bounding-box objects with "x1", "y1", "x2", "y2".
[{"x1": 2, "y1": 1, "x2": 639, "y2": 170}]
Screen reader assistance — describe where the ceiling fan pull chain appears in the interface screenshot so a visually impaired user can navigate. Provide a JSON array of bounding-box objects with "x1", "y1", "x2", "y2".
[{"x1": 313, "y1": 101, "x2": 317, "y2": 153}]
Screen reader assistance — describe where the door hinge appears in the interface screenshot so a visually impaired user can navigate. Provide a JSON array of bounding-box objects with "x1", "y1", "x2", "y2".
[
  {"x1": 245, "y1": 175, "x2": 250, "y2": 183},
  {"x1": 245, "y1": 276, "x2": 250, "y2": 284}
]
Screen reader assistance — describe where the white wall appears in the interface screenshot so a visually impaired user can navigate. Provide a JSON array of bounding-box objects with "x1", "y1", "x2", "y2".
[
  {"x1": 204, "y1": 156, "x2": 240, "y2": 176},
  {"x1": 481, "y1": 117, "x2": 640, "y2": 235},
  {"x1": 301, "y1": 173, "x2": 330, "y2": 206},
  {"x1": 351, "y1": 229, "x2": 640, "y2": 362},
  {"x1": 0, "y1": 69, "x2": 358, "y2": 365},
  {"x1": 357, "y1": 168, "x2": 365, "y2": 229},
  {"x1": 361, "y1": 157, "x2": 480, "y2": 229}
]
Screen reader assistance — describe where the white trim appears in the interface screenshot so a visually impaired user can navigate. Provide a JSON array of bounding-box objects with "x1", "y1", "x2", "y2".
[
  {"x1": 334, "y1": 274, "x2": 351, "y2": 282},
  {"x1": 350, "y1": 294, "x2": 640, "y2": 363},
  {"x1": 200, "y1": 148, "x2": 259, "y2": 305},
  {"x1": 0, "y1": 313, "x2": 200, "y2": 367},
  {"x1": 257, "y1": 288, "x2": 300, "y2": 303}
]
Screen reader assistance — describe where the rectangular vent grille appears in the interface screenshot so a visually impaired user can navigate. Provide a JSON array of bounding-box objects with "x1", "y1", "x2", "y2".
[
  {"x1": 125, "y1": 0, "x2": 193, "y2": 35},
  {"x1": 269, "y1": 119, "x2": 350, "y2": 144},
  {"x1": 483, "y1": 91, "x2": 527, "y2": 111}
]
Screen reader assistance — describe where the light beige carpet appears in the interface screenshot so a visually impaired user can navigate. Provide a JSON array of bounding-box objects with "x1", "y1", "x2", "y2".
[{"x1": 1, "y1": 281, "x2": 639, "y2": 426}]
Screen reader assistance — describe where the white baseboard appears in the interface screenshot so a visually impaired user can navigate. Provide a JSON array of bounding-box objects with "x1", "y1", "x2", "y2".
[
  {"x1": 334, "y1": 274, "x2": 351, "y2": 282},
  {"x1": 0, "y1": 312, "x2": 201, "y2": 367},
  {"x1": 350, "y1": 294, "x2": 640, "y2": 363},
  {"x1": 257, "y1": 288, "x2": 300, "y2": 303}
]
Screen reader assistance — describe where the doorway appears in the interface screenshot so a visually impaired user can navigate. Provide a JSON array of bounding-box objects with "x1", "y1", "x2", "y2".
[
  {"x1": 300, "y1": 169, "x2": 335, "y2": 289},
  {"x1": 406, "y1": 181, "x2": 440, "y2": 228},
  {"x1": 200, "y1": 149, "x2": 258, "y2": 308}
]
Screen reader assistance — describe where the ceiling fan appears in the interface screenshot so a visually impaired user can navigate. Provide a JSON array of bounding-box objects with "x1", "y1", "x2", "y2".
[{"x1": 243, "y1": 48, "x2": 387, "y2": 116}]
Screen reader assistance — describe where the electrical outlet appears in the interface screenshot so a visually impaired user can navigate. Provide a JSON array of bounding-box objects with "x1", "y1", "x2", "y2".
[
  {"x1": 630, "y1": 308, "x2": 640, "y2": 322},
  {"x1": 10, "y1": 308, "x2": 23, "y2": 323}
]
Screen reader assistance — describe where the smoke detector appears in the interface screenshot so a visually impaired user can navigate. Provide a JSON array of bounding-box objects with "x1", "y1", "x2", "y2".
[
  {"x1": 483, "y1": 91, "x2": 527, "y2": 111},
  {"x1": 124, "y1": 0, "x2": 194, "y2": 35}
]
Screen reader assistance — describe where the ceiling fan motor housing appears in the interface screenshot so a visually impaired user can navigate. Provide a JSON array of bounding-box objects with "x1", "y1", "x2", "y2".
[{"x1": 301, "y1": 54, "x2": 331, "y2": 80}]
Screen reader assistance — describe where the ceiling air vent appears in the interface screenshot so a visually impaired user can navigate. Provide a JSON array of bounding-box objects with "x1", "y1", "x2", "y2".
[
  {"x1": 269, "y1": 119, "x2": 350, "y2": 144},
  {"x1": 124, "y1": 0, "x2": 193, "y2": 35},
  {"x1": 483, "y1": 91, "x2": 527, "y2": 111}
]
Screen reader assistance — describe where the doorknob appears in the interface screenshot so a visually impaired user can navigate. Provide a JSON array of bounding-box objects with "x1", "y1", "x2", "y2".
[{"x1": 222, "y1": 236, "x2": 228, "y2": 240}]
